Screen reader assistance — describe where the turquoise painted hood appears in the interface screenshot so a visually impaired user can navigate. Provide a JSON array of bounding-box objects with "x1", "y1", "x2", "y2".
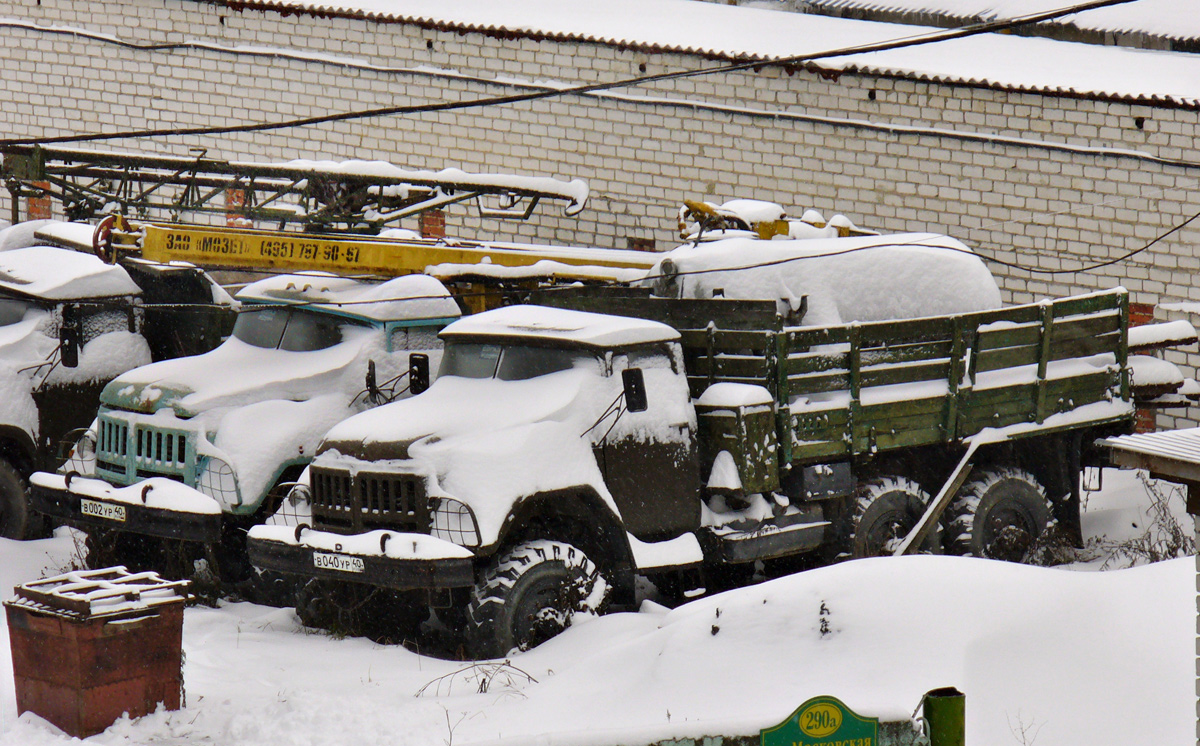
[{"x1": 99, "y1": 334, "x2": 380, "y2": 418}]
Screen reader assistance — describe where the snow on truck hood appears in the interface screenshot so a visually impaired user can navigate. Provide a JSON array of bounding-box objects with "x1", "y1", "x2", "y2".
[
  {"x1": 319, "y1": 370, "x2": 590, "y2": 460},
  {"x1": 650, "y1": 232, "x2": 1001, "y2": 326},
  {"x1": 100, "y1": 333, "x2": 376, "y2": 416}
]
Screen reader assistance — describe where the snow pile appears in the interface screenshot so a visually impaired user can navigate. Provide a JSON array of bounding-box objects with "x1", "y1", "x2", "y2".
[
  {"x1": 0, "y1": 512, "x2": 1191, "y2": 746},
  {"x1": 1129, "y1": 354, "x2": 1185, "y2": 388},
  {"x1": 0, "y1": 247, "x2": 141, "y2": 300},
  {"x1": 649, "y1": 233, "x2": 1001, "y2": 325}
]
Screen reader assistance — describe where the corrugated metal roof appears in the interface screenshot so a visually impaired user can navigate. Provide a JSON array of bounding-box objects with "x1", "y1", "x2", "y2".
[
  {"x1": 804, "y1": 0, "x2": 1200, "y2": 44},
  {"x1": 1102, "y1": 428, "x2": 1200, "y2": 464},
  {"x1": 215, "y1": 0, "x2": 1200, "y2": 108}
]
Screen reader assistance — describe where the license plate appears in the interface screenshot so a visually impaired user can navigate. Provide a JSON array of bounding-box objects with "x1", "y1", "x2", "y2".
[
  {"x1": 80, "y1": 499, "x2": 126, "y2": 523},
  {"x1": 313, "y1": 551, "x2": 365, "y2": 574}
]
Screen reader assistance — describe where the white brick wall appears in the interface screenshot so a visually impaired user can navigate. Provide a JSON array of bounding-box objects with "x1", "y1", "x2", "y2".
[{"x1": 3, "y1": 0, "x2": 1200, "y2": 423}]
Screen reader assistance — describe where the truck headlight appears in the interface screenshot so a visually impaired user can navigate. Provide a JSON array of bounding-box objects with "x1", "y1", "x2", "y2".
[
  {"x1": 196, "y1": 456, "x2": 240, "y2": 510},
  {"x1": 430, "y1": 498, "x2": 481, "y2": 548},
  {"x1": 58, "y1": 429, "x2": 96, "y2": 476}
]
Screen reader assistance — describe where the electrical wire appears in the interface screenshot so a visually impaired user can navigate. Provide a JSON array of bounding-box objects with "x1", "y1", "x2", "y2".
[{"x1": 0, "y1": 0, "x2": 1137, "y2": 147}]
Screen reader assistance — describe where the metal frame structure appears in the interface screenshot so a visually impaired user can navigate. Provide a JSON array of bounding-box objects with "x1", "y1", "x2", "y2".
[{"x1": 1, "y1": 145, "x2": 588, "y2": 232}]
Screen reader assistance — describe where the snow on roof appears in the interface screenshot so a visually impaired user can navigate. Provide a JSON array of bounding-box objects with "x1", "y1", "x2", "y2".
[
  {"x1": 0, "y1": 246, "x2": 141, "y2": 300},
  {"x1": 440, "y1": 304, "x2": 680, "y2": 347},
  {"x1": 805, "y1": 0, "x2": 1200, "y2": 44},
  {"x1": 225, "y1": 0, "x2": 1200, "y2": 107},
  {"x1": 236, "y1": 273, "x2": 460, "y2": 322}
]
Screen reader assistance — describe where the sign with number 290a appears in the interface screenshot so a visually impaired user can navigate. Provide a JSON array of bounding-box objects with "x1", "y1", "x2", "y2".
[{"x1": 760, "y1": 696, "x2": 878, "y2": 746}]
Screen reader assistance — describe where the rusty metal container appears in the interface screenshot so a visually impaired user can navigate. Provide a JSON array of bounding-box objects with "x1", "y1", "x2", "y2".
[{"x1": 4, "y1": 567, "x2": 189, "y2": 738}]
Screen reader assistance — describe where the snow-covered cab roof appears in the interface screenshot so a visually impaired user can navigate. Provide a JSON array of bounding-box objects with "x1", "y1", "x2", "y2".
[
  {"x1": 236, "y1": 273, "x2": 461, "y2": 323},
  {"x1": 440, "y1": 305, "x2": 679, "y2": 348},
  {"x1": 0, "y1": 246, "x2": 142, "y2": 300}
]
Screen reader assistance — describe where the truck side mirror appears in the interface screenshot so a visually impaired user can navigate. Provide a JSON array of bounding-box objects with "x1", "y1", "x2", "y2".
[
  {"x1": 365, "y1": 360, "x2": 380, "y2": 402},
  {"x1": 59, "y1": 304, "x2": 82, "y2": 369},
  {"x1": 622, "y1": 368, "x2": 648, "y2": 413},
  {"x1": 409, "y1": 353, "x2": 430, "y2": 395}
]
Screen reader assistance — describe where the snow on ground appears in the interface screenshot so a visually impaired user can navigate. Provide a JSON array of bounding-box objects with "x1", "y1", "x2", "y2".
[{"x1": 0, "y1": 470, "x2": 1191, "y2": 746}]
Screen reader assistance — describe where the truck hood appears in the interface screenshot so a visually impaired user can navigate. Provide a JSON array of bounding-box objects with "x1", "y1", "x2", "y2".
[
  {"x1": 318, "y1": 370, "x2": 592, "y2": 462},
  {"x1": 101, "y1": 333, "x2": 376, "y2": 417}
]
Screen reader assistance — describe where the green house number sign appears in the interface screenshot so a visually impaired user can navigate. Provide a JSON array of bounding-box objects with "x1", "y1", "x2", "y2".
[{"x1": 761, "y1": 696, "x2": 879, "y2": 746}]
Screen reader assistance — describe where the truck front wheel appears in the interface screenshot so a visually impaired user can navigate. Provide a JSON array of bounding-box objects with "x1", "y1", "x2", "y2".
[
  {"x1": 0, "y1": 460, "x2": 35, "y2": 540},
  {"x1": 946, "y1": 468, "x2": 1050, "y2": 562},
  {"x1": 466, "y1": 540, "x2": 610, "y2": 659},
  {"x1": 850, "y1": 476, "x2": 938, "y2": 558}
]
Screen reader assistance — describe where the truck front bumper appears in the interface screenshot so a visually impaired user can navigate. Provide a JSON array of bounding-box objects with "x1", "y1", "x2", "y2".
[
  {"x1": 247, "y1": 525, "x2": 477, "y2": 591},
  {"x1": 30, "y1": 472, "x2": 223, "y2": 543}
]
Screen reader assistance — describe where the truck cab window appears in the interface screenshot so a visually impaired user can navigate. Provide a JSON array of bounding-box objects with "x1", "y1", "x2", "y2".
[
  {"x1": 279, "y1": 311, "x2": 361, "y2": 352},
  {"x1": 233, "y1": 307, "x2": 288, "y2": 349},
  {"x1": 440, "y1": 343, "x2": 502, "y2": 379},
  {"x1": 233, "y1": 307, "x2": 364, "y2": 351},
  {"x1": 439, "y1": 342, "x2": 599, "y2": 381},
  {"x1": 496, "y1": 346, "x2": 597, "y2": 381}
]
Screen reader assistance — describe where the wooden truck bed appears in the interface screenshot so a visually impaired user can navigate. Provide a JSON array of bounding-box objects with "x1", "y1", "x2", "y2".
[{"x1": 685, "y1": 289, "x2": 1132, "y2": 464}]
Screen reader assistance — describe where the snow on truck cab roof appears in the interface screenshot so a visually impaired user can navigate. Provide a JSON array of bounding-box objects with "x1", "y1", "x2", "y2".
[
  {"x1": 235, "y1": 272, "x2": 461, "y2": 324},
  {"x1": 440, "y1": 304, "x2": 679, "y2": 348},
  {"x1": 0, "y1": 246, "x2": 142, "y2": 300}
]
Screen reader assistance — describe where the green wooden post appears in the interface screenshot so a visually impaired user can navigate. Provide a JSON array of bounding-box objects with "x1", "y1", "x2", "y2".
[
  {"x1": 944, "y1": 315, "x2": 963, "y2": 441},
  {"x1": 705, "y1": 321, "x2": 717, "y2": 391},
  {"x1": 1117, "y1": 291, "x2": 1130, "y2": 402},
  {"x1": 1034, "y1": 302, "x2": 1054, "y2": 424},
  {"x1": 923, "y1": 688, "x2": 965, "y2": 746},
  {"x1": 848, "y1": 323, "x2": 861, "y2": 453},
  {"x1": 775, "y1": 328, "x2": 792, "y2": 466}
]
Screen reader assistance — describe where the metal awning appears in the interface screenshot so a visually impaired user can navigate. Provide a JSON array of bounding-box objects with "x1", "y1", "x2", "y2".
[{"x1": 1099, "y1": 428, "x2": 1200, "y2": 513}]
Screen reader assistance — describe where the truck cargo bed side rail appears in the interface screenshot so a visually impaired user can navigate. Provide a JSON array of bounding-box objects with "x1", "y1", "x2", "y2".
[{"x1": 782, "y1": 290, "x2": 1130, "y2": 464}]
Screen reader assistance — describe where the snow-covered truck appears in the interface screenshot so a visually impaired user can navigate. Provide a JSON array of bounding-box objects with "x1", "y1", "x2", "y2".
[
  {"x1": 246, "y1": 281, "x2": 1171, "y2": 657},
  {"x1": 0, "y1": 233, "x2": 235, "y2": 540},
  {"x1": 30, "y1": 272, "x2": 462, "y2": 579}
]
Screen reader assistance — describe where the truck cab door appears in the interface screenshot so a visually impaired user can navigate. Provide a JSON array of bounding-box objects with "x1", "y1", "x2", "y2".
[{"x1": 598, "y1": 346, "x2": 701, "y2": 541}]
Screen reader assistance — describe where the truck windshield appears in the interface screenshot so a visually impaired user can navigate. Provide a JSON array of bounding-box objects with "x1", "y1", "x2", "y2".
[
  {"x1": 233, "y1": 307, "x2": 365, "y2": 351},
  {"x1": 440, "y1": 342, "x2": 599, "y2": 381}
]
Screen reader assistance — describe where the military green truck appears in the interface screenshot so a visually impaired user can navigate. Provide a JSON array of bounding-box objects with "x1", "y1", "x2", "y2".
[{"x1": 246, "y1": 285, "x2": 1175, "y2": 657}]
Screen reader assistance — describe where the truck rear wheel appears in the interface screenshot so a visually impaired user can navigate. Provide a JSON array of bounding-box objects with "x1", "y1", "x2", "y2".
[
  {"x1": 0, "y1": 460, "x2": 35, "y2": 540},
  {"x1": 946, "y1": 468, "x2": 1050, "y2": 562},
  {"x1": 850, "y1": 476, "x2": 937, "y2": 558},
  {"x1": 466, "y1": 540, "x2": 610, "y2": 659}
]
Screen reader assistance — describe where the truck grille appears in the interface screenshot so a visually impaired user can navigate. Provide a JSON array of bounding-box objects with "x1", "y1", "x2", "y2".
[
  {"x1": 310, "y1": 466, "x2": 429, "y2": 532},
  {"x1": 95, "y1": 414, "x2": 190, "y2": 482}
]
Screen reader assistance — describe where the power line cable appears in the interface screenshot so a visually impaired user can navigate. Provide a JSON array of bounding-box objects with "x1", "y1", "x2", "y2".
[{"x1": 0, "y1": 0, "x2": 1137, "y2": 147}]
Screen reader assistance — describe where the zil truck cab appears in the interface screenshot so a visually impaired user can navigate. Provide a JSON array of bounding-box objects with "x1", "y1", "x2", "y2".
[{"x1": 32, "y1": 272, "x2": 461, "y2": 579}]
